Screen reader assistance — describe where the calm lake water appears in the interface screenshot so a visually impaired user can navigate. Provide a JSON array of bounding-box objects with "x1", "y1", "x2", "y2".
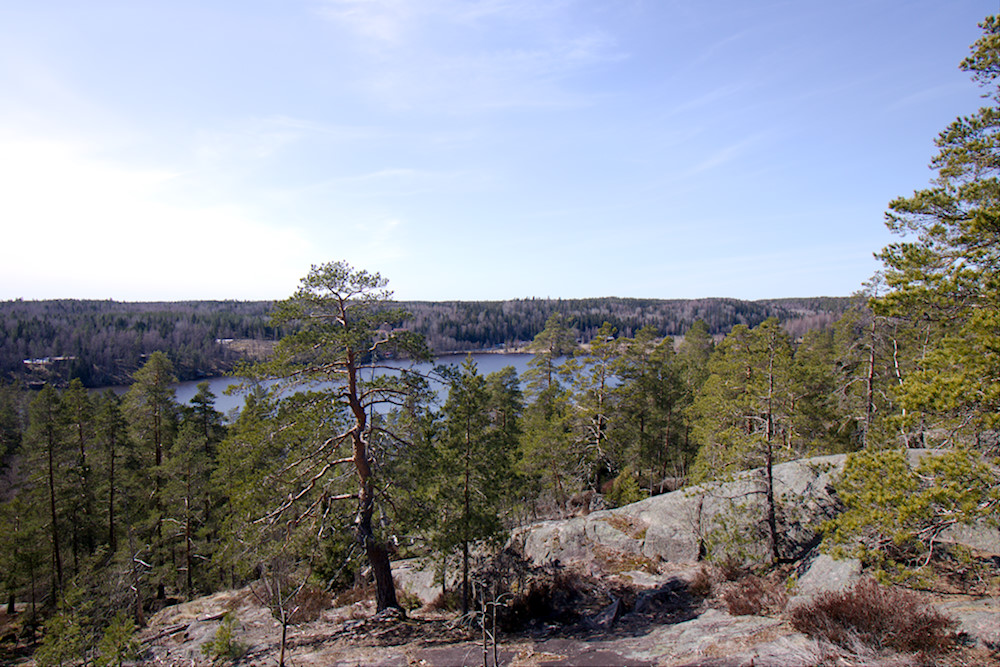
[{"x1": 169, "y1": 353, "x2": 537, "y2": 419}]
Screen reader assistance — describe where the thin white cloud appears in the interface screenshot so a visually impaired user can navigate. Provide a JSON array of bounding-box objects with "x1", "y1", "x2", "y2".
[
  {"x1": 344, "y1": 168, "x2": 472, "y2": 195},
  {"x1": 659, "y1": 82, "x2": 750, "y2": 119},
  {"x1": 190, "y1": 116, "x2": 379, "y2": 163},
  {"x1": 314, "y1": 0, "x2": 418, "y2": 43},
  {"x1": 0, "y1": 134, "x2": 311, "y2": 299},
  {"x1": 315, "y1": 0, "x2": 571, "y2": 44},
  {"x1": 313, "y1": 0, "x2": 625, "y2": 112},
  {"x1": 689, "y1": 133, "x2": 768, "y2": 174}
]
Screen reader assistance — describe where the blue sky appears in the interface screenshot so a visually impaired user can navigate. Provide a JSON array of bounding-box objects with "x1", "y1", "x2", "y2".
[{"x1": 0, "y1": 1, "x2": 992, "y2": 301}]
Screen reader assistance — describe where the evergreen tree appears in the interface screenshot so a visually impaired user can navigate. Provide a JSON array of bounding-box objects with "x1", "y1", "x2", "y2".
[
  {"x1": 520, "y1": 313, "x2": 578, "y2": 513},
  {"x1": 232, "y1": 261, "x2": 430, "y2": 612},
  {"x1": 826, "y1": 448, "x2": 1000, "y2": 581},
  {"x1": 566, "y1": 322, "x2": 621, "y2": 485},
  {"x1": 1, "y1": 492, "x2": 47, "y2": 622},
  {"x1": 163, "y1": 421, "x2": 212, "y2": 596},
  {"x1": 435, "y1": 356, "x2": 519, "y2": 613},
  {"x1": 612, "y1": 326, "x2": 690, "y2": 490},
  {"x1": 791, "y1": 324, "x2": 851, "y2": 453},
  {"x1": 524, "y1": 312, "x2": 577, "y2": 398},
  {"x1": 61, "y1": 379, "x2": 97, "y2": 571},
  {"x1": 876, "y1": 15, "x2": 1000, "y2": 444},
  {"x1": 123, "y1": 351, "x2": 178, "y2": 600},
  {"x1": 689, "y1": 319, "x2": 796, "y2": 562},
  {"x1": 676, "y1": 320, "x2": 714, "y2": 395},
  {"x1": 94, "y1": 391, "x2": 129, "y2": 554},
  {"x1": 26, "y1": 386, "x2": 67, "y2": 596},
  {"x1": 0, "y1": 382, "x2": 24, "y2": 466},
  {"x1": 186, "y1": 381, "x2": 225, "y2": 443},
  {"x1": 179, "y1": 381, "x2": 226, "y2": 590}
]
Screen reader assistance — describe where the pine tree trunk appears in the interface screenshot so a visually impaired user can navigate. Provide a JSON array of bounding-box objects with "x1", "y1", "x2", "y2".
[
  {"x1": 47, "y1": 427, "x2": 63, "y2": 595},
  {"x1": 358, "y1": 475, "x2": 398, "y2": 612},
  {"x1": 108, "y1": 436, "x2": 117, "y2": 553},
  {"x1": 462, "y1": 418, "x2": 471, "y2": 616},
  {"x1": 154, "y1": 408, "x2": 165, "y2": 601},
  {"x1": 765, "y1": 440, "x2": 779, "y2": 563},
  {"x1": 765, "y1": 352, "x2": 779, "y2": 564},
  {"x1": 864, "y1": 314, "x2": 877, "y2": 447},
  {"x1": 365, "y1": 534, "x2": 398, "y2": 613},
  {"x1": 185, "y1": 486, "x2": 193, "y2": 596}
]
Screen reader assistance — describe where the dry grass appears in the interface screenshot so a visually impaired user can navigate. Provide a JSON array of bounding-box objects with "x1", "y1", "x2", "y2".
[
  {"x1": 600, "y1": 514, "x2": 648, "y2": 540},
  {"x1": 593, "y1": 545, "x2": 661, "y2": 575},
  {"x1": 716, "y1": 558, "x2": 746, "y2": 582}
]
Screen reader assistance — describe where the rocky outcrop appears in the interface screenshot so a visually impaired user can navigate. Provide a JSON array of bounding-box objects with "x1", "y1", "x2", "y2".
[
  {"x1": 393, "y1": 559, "x2": 448, "y2": 606},
  {"x1": 937, "y1": 597, "x2": 1000, "y2": 650},
  {"x1": 788, "y1": 553, "x2": 862, "y2": 607},
  {"x1": 939, "y1": 522, "x2": 1000, "y2": 557},
  {"x1": 514, "y1": 449, "x2": 997, "y2": 574},
  {"x1": 517, "y1": 453, "x2": 853, "y2": 569},
  {"x1": 390, "y1": 449, "x2": 998, "y2": 665}
]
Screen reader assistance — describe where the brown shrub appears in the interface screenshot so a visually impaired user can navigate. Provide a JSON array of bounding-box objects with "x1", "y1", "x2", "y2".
[
  {"x1": 716, "y1": 558, "x2": 746, "y2": 582},
  {"x1": 289, "y1": 585, "x2": 333, "y2": 623},
  {"x1": 428, "y1": 589, "x2": 461, "y2": 612},
  {"x1": 688, "y1": 567, "x2": 713, "y2": 598},
  {"x1": 789, "y1": 578, "x2": 956, "y2": 654},
  {"x1": 334, "y1": 581, "x2": 374, "y2": 607},
  {"x1": 395, "y1": 588, "x2": 423, "y2": 612},
  {"x1": 719, "y1": 574, "x2": 787, "y2": 616}
]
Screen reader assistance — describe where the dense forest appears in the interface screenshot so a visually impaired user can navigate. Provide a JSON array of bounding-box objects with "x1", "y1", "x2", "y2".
[
  {"x1": 0, "y1": 300, "x2": 280, "y2": 387},
  {"x1": 3, "y1": 15, "x2": 1000, "y2": 666},
  {"x1": 0, "y1": 296, "x2": 849, "y2": 388}
]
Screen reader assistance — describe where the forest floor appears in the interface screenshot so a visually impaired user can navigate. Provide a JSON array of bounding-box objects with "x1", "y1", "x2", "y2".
[
  {"x1": 136, "y1": 566, "x2": 996, "y2": 666},
  {"x1": 1, "y1": 572, "x2": 996, "y2": 666},
  {"x1": 141, "y1": 578, "x2": 997, "y2": 667}
]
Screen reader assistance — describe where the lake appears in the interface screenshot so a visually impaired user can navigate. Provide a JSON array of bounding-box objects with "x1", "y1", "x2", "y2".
[{"x1": 170, "y1": 353, "x2": 537, "y2": 418}]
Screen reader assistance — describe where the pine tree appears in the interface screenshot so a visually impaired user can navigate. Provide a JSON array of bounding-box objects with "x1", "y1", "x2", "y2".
[
  {"x1": 123, "y1": 352, "x2": 178, "y2": 600},
  {"x1": 612, "y1": 326, "x2": 691, "y2": 489},
  {"x1": 520, "y1": 313, "x2": 578, "y2": 514},
  {"x1": 94, "y1": 391, "x2": 128, "y2": 554},
  {"x1": 229, "y1": 261, "x2": 430, "y2": 612},
  {"x1": 435, "y1": 356, "x2": 519, "y2": 613},
  {"x1": 567, "y1": 322, "x2": 621, "y2": 486},
  {"x1": 26, "y1": 386, "x2": 67, "y2": 596},
  {"x1": 876, "y1": 15, "x2": 1000, "y2": 443},
  {"x1": 163, "y1": 422, "x2": 212, "y2": 596},
  {"x1": 689, "y1": 319, "x2": 796, "y2": 562},
  {"x1": 61, "y1": 379, "x2": 97, "y2": 570}
]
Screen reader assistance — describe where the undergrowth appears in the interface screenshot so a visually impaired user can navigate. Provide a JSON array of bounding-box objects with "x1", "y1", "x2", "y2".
[{"x1": 789, "y1": 578, "x2": 956, "y2": 655}]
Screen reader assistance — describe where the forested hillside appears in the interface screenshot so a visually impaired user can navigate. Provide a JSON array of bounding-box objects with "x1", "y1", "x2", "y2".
[
  {"x1": 0, "y1": 300, "x2": 280, "y2": 387},
  {"x1": 401, "y1": 296, "x2": 847, "y2": 352},
  {"x1": 0, "y1": 296, "x2": 850, "y2": 387}
]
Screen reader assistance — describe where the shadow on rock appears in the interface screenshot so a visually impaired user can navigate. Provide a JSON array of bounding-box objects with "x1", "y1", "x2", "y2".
[{"x1": 478, "y1": 555, "x2": 704, "y2": 642}]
